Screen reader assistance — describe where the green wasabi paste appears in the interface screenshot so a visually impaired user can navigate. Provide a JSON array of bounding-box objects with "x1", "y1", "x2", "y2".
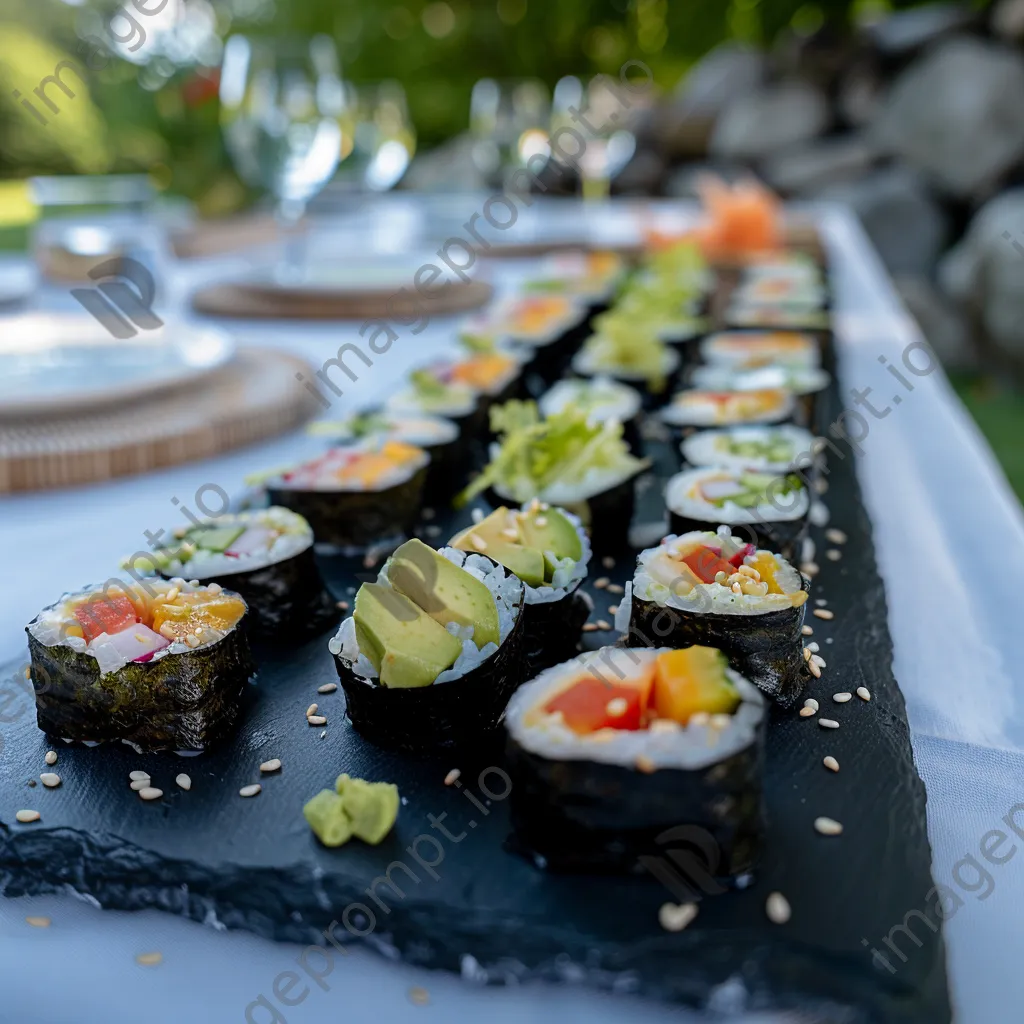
[{"x1": 303, "y1": 775, "x2": 400, "y2": 848}]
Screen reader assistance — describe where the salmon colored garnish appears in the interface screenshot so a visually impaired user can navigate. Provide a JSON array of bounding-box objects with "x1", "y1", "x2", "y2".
[
  {"x1": 74, "y1": 596, "x2": 139, "y2": 643},
  {"x1": 545, "y1": 670, "x2": 654, "y2": 734},
  {"x1": 451, "y1": 353, "x2": 515, "y2": 389},
  {"x1": 682, "y1": 548, "x2": 733, "y2": 584}
]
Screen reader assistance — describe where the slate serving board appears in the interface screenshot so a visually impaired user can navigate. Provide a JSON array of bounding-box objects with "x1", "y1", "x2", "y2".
[{"x1": 0, "y1": 322, "x2": 949, "y2": 1023}]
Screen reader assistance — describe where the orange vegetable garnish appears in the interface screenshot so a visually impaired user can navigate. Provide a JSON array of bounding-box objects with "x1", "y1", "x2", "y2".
[
  {"x1": 652, "y1": 648, "x2": 739, "y2": 725},
  {"x1": 745, "y1": 552, "x2": 783, "y2": 594},
  {"x1": 545, "y1": 669, "x2": 654, "y2": 734},
  {"x1": 682, "y1": 547, "x2": 733, "y2": 584},
  {"x1": 451, "y1": 353, "x2": 515, "y2": 389}
]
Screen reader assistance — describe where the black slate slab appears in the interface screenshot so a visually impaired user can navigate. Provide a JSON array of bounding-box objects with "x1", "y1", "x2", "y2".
[{"x1": 0, "y1": 319, "x2": 950, "y2": 1023}]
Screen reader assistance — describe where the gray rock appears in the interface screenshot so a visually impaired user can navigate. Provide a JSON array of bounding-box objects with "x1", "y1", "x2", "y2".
[
  {"x1": 814, "y1": 166, "x2": 948, "y2": 277},
  {"x1": 762, "y1": 135, "x2": 878, "y2": 196},
  {"x1": 710, "y1": 81, "x2": 831, "y2": 163},
  {"x1": 862, "y1": 2, "x2": 976, "y2": 57},
  {"x1": 892, "y1": 275, "x2": 977, "y2": 371},
  {"x1": 993, "y1": 0, "x2": 1024, "y2": 42},
  {"x1": 939, "y1": 188, "x2": 1024, "y2": 364},
  {"x1": 871, "y1": 37, "x2": 1024, "y2": 198}
]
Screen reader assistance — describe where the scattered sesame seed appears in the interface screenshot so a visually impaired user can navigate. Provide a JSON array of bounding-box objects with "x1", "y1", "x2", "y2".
[
  {"x1": 823, "y1": 756, "x2": 839, "y2": 772},
  {"x1": 44, "y1": 751, "x2": 57, "y2": 766},
  {"x1": 320, "y1": 730, "x2": 327, "y2": 739},
  {"x1": 801, "y1": 624, "x2": 814, "y2": 636},
  {"x1": 799, "y1": 707, "x2": 816, "y2": 718},
  {"x1": 808, "y1": 660, "x2": 821, "y2": 679},
  {"x1": 136, "y1": 952, "x2": 163, "y2": 967},
  {"x1": 408, "y1": 986, "x2": 430, "y2": 1006},
  {"x1": 165, "y1": 586, "x2": 180, "y2": 602},
  {"x1": 185, "y1": 634, "x2": 200, "y2": 648},
  {"x1": 812, "y1": 655, "x2": 827, "y2": 669},
  {"x1": 139, "y1": 787, "x2": 163, "y2": 801},
  {"x1": 362, "y1": 555, "x2": 376, "y2": 569},
  {"x1": 444, "y1": 769, "x2": 461, "y2": 786},
  {"x1": 710, "y1": 713, "x2": 732, "y2": 730},
  {"x1": 25, "y1": 916, "x2": 50, "y2": 928},
  {"x1": 594, "y1": 577, "x2": 610, "y2": 589},
  {"x1": 40, "y1": 773, "x2": 60, "y2": 788},
  {"x1": 606, "y1": 697, "x2": 628, "y2": 717},
  {"x1": 159, "y1": 623, "x2": 177, "y2": 640},
  {"x1": 826, "y1": 549, "x2": 842, "y2": 562},
  {"x1": 15, "y1": 810, "x2": 40, "y2": 823},
  {"x1": 608, "y1": 604, "x2": 619, "y2": 615},
  {"x1": 808, "y1": 641, "x2": 820, "y2": 652},
  {"x1": 658, "y1": 901, "x2": 698, "y2": 932},
  {"x1": 239, "y1": 784, "x2": 261, "y2": 798},
  {"x1": 649, "y1": 718, "x2": 681, "y2": 734},
  {"x1": 606, "y1": 583, "x2": 624, "y2": 595},
  {"x1": 814, "y1": 816, "x2": 843, "y2": 836},
  {"x1": 602, "y1": 556, "x2": 615, "y2": 569},
  {"x1": 800, "y1": 562, "x2": 819, "y2": 577},
  {"x1": 176, "y1": 774, "x2": 191, "y2": 791},
  {"x1": 469, "y1": 533, "x2": 488, "y2": 551},
  {"x1": 24, "y1": 667, "x2": 30, "y2": 679},
  {"x1": 815, "y1": 598, "x2": 828, "y2": 606},
  {"x1": 857, "y1": 686, "x2": 871, "y2": 702},
  {"x1": 825, "y1": 528, "x2": 847, "y2": 545},
  {"x1": 766, "y1": 892, "x2": 791, "y2": 924},
  {"x1": 336, "y1": 600, "x2": 349, "y2": 611},
  {"x1": 305, "y1": 703, "x2": 318, "y2": 718},
  {"x1": 582, "y1": 623, "x2": 600, "y2": 632},
  {"x1": 815, "y1": 478, "x2": 829, "y2": 494},
  {"x1": 832, "y1": 691, "x2": 850, "y2": 703},
  {"x1": 207, "y1": 582, "x2": 223, "y2": 594},
  {"x1": 595, "y1": 619, "x2": 612, "y2": 631},
  {"x1": 130, "y1": 780, "x2": 150, "y2": 791},
  {"x1": 804, "y1": 698, "x2": 819, "y2": 711},
  {"x1": 635, "y1": 755, "x2": 657, "y2": 773},
  {"x1": 813, "y1": 608, "x2": 834, "y2": 620},
  {"x1": 803, "y1": 647, "x2": 812, "y2": 662},
  {"x1": 819, "y1": 718, "x2": 839, "y2": 729},
  {"x1": 308, "y1": 715, "x2": 327, "y2": 726},
  {"x1": 318, "y1": 683, "x2": 338, "y2": 694},
  {"x1": 135, "y1": 633, "x2": 147, "y2": 643},
  {"x1": 129, "y1": 770, "x2": 150, "y2": 782},
  {"x1": 260, "y1": 759, "x2": 282, "y2": 773}
]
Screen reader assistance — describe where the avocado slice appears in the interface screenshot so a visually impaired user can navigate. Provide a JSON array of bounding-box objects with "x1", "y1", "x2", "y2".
[
  {"x1": 189, "y1": 525, "x2": 246, "y2": 553},
  {"x1": 517, "y1": 506, "x2": 583, "y2": 563},
  {"x1": 353, "y1": 582, "x2": 462, "y2": 688},
  {"x1": 387, "y1": 539, "x2": 500, "y2": 650},
  {"x1": 451, "y1": 510, "x2": 547, "y2": 588}
]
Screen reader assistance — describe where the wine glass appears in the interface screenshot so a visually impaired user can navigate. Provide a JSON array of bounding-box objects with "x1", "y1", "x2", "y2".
[
  {"x1": 469, "y1": 78, "x2": 551, "y2": 190},
  {"x1": 219, "y1": 34, "x2": 352, "y2": 271},
  {"x1": 551, "y1": 75, "x2": 636, "y2": 201},
  {"x1": 338, "y1": 81, "x2": 417, "y2": 193}
]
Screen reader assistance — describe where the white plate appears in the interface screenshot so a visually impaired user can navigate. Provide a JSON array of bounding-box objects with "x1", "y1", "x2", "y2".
[
  {"x1": 235, "y1": 253, "x2": 450, "y2": 297},
  {"x1": 0, "y1": 313, "x2": 235, "y2": 416}
]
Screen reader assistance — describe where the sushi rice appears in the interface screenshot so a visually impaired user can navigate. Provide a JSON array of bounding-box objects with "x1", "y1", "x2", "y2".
[
  {"x1": 681, "y1": 424, "x2": 817, "y2": 473},
  {"x1": 666, "y1": 466, "x2": 810, "y2": 527},
  {"x1": 539, "y1": 376, "x2": 642, "y2": 427}
]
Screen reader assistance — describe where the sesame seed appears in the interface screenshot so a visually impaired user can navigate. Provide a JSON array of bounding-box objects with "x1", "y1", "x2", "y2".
[
  {"x1": 808, "y1": 641, "x2": 820, "y2": 652},
  {"x1": 710, "y1": 713, "x2": 732, "y2": 730},
  {"x1": 689, "y1": 712, "x2": 710, "y2": 727},
  {"x1": 815, "y1": 478, "x2": 829, "y2": 494},
  {"x1": 803, "y1": 647, "x2": 812, "y2": 662},
  {"x1": 804, "y1": 698, "x2": 819, "y2": 711},
  {"x1": 823, "y1": 756, "x2": 839, "y2": 772},
  {"x1": 260, "y1": 759, "x2": 282, "y2": 773},
  {"x1": 814, "y1": 816, "x2": 843, "y2": 836},
  {"x1": 165, "y1": 586, "x2": 179, "y2": 602},
  {"x1": 819, "y1": 718, "x2": 839, "y2": 729},
  {"x1": 799, "y1": 707, "x2": 816, "y2": 718},
  {"x1": 305, "y1": 703, "x2": 318, "y2": 718},
  {"x1": 535, "y1": 516, "x2": 547, "y2": 527},
  {"x1": 308, "y1": 715, "x2": 327, "y2": 726},
  {"x1": 408, "y1": 986, "x2": 430, "y2": 1006},
  {"x1": 649, "y1": 718, "x2": 681, "y2": 733},
  {"x1": 812, "y1": 655, "x2": 827, "y2": 669},
  {"x1": 469, "y1": 533, "x2": 488, "y2": 551},
  {"x1": 608, "y1": 604, "x2": 619, "y2": 615},
  {"x1": 207, "y1": 582, "x2": 223, "y2": 594},
  {"x1": 176, "y1": 774, "x2": 191, "y2": 791},
  {"x1": 602, "y1": 556, "x2": 615, "y2": 569},
  {"x1": 582, "y1": 623, "x2": 599, "y2": 632},
  {"x1": 766, "y1": 892, "x2": 791, "y2": 924},
  {"x1": 825, "y1": 528, "x2": 847, "y2": 545},
  {"x1": 130, "y1": 780, "x2": 150, "y2": 791},
  {"x1": 44, "y1": 751, "x2": 57, "y2": 766},
  {"x1": 159, "y1": 623, "x2": 177, "y2": 640},
  {"x1": 444, "y1": 769, "x2": 461, "y2": 786},
  {"x1": 826, "y1": 549, "x2": 842, "y2": 562},
  {"x1": 606, "y1": 584, "x2": 624, "y2": 595},
  {"x1": 136, "y1": 952, "x2": 163, "y2": 966},
  {"x1": 658, "y1": 901, "x2": 698, "y2": 932},
  {"x1": 857, "y1": 686, "x2": 872, "y2": 702},
  {"x1": 320, "y1": 730, "x2": 327, "y2": 739},
  {"x1": 40, "y1": 773, "x2": 60, "y2": 788},
  {"x1": 800, "y1": 562, "x2": 819, "y2": 577},
  {"x1": 808, "y1": 660, "x2": 821, "y2": 678},
  {"x1": 25, "y1": 916, "x2": 50, "y2": 928},
  {"x1": 801, "y1": 624, "x2": 814, "y2": 636},
  {"x1": 594, "y1": 577, "x2": 610, "y2": 589},
  {"x1": 422, "y1": 507, "x2": 435, "y2": 520},
  {"x1": 336, "y1": 600, "x2": 349, "y2": 611},
  {"x1": 185, "y1": 634, "x2": 200, "y2": 648},
  {"x1": 239, "y1": 784, "x2": 261, "y2": 798},
  {"x1": 135, "y1": 633, "x2": 147, "y2": 643},
  {"x1": 501, "y1": 528, "x2": 519, "y2": 541},
  {"x1": 606, "y1": 697, "x2": 628, "y2": 717},
  {"x1": 139, "y1": 787, "x2": 163, "y2": 801},
  {"x1": 318, "y1": 683, "x2": 338, "y2": 694},
  {"x1": 832, "y1": 692, "x2": 851, "y2": 703},
  {"x1": 15, "y1": 810, "x2": 40, "y2": 823},
  {"x1": 635, "y1": 755, "x2": 657, "y2": 773},
  {"x1": 815, "y1": 598, "x2": 828, "y2": 606},
  {"x1": 595, "y1": 620, "x2": 612, "y2": 631},
  {"x1": 129, "y1": 771, "x2": 151, "y2": 782},
  {"x1": 813, "y1": 608, "x2": 834, "y2": 620}
]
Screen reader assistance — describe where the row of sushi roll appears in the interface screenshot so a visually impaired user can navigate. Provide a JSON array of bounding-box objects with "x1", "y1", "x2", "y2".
[{"x1": 22, "y1": 187, "x2": 841, "y2": 885}]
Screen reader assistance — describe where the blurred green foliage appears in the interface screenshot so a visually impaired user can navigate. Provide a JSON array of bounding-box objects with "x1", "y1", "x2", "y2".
[{"x1": 0, "y1": 0, "x2": 969, "y2": 213}]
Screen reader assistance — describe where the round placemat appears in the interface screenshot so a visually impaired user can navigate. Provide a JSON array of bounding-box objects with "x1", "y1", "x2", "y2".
[{"x1": 0, "y1": 348, "x2": 320, "y2": 493}]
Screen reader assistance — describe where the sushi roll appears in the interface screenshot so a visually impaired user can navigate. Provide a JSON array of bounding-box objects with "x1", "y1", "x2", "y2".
[
  {"x1": 504, "y1": 645, "x2": 766, "y2": 875},
  {"x1": 461, "y1": 401, "x2": 650, "y2": 555},
  {"x1": 26, "y1": 579, "x2": 253, "y2": 751},
  {"x1": 525, "y1": 250, "x2": 626, "y2": 305},
  {"x1": 621, "y1": 530, "x2": 809, "y2": 704},
  {"x1": 136, "y1": 507, "x2": 338, "y2": 643},
  {"x1": 307, "y1": 410, "x2": 466, "y2": 506},
  {"x1": 724, "y1": 302, "x2": 831, "y2": 333},
  {"x1": 659, "y1": 388, "x2": 794, "y2": 442},
  {"x1": 664, "y1": 466, "x2": 810, "y2": 560},
  {"x1": 328, "y1": 538, "x2": 525, "y2": 753},
  {"x1": 385, "y1": 370, "x2": 481, "y2": 438},
  {"x1": 539, "y1": 376, "x2": 644, "y2": 454},
  {"x1": 570, "y1": 321, "x2": 681, "y2": 407},
  {"x1": 450, "y1": 503, "x2": 592, "y2": 675},
  {"x1": 681, "y1": 424, "x2": 818, "y2": 474},
  {"x1": 699, "y1": 330, "x2": 821, "y2": 370},
  {"x1": 265, "y1": 441, "x2": 429, "y2": 553}
]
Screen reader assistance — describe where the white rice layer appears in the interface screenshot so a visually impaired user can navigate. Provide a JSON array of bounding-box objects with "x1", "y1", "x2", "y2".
[
  {"x1": 681, "y1": 425, "x2": 817, "y2": 473},
  {"x1": 691, "y1": 364, "x2": 831, "y2": 397},
  {"x1": 665, "y1": 467, "x2": 809, "y2": 525},
  {"x1": 329, "y1": 547, "x2": 524, "y2": 685},
  {"x1": 505, "y1": 646, "x2": 764, "y2": 772},
  {"x1": 493, "y1": 466, "x2": 634, "y2": 507}
]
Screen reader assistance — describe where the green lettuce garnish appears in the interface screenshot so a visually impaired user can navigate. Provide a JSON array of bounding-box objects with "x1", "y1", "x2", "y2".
[
  {"x1": 581, "y1": 317, "x2": 671, "y2": 392},
  {"x1": 458, "y1": 400, "x2": 648, "y2": 505}
]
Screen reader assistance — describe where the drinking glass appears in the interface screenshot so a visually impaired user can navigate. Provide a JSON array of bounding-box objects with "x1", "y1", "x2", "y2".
[
  {"x1": 469, "y1": 78, "x2": 550, "y2": 190},
  {"x1": 338, "y1": 81, "x2": 417, "y2": 193}
]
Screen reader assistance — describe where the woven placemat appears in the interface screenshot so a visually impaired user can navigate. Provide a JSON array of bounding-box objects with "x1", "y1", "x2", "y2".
[
  {"x1": 0, "y1": 348, "x2": 320, "y2": 493},
  {"x1": 191, "y1": 278, "x2": 493, "y2": 320}
]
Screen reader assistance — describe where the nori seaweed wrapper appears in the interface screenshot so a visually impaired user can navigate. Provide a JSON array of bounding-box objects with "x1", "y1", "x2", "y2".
[
  {"x1": 522, "y1": 587, "x2": 592, "y2": 677},
  {"x1": 269, "y1": 465, "x2": 427, "y2": 552},
  {"x1": 163, "y1": 544, "x2": 338, "y2": 645},
  {"x1": 332, "y1": 562, "x2": 527, "y2": 754},
  {"x1": 505, "y1": 716, "x2": 765, "y2": 876},
  {"x1": 519, "y1": 317, "x2": 592, "y2": 395},
  {"x1": 421, "y1": 434, "x2": 473, "y2": 507},
  {"x1": 667, "y1": 509, "x2": 808, "y2": 564},
  {"x1": 26, "y1": 619, "x2": 254, "y2": 752},
  {"x1": 626, "y1": 584, "x2": 809, "y2": 706}
]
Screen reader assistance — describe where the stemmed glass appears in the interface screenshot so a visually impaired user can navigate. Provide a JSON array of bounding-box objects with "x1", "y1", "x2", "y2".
[
  {"x1": 337, "y1": 81, "x2": 417, "y2": 193},
  {"x1": 219, "y1": 34, "x2": 353, "y2": 273},
  {"x1": 551, "y1": 75, "x2": 636, "y2": 201},
  {"x1": 469, "y1": 78, "x2": 551, "y2": 190}
]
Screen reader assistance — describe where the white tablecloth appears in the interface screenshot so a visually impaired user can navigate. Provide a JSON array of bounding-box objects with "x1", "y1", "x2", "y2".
[{"x1": 1, "y1": 200, "x2": 1022, "y2": 1024}]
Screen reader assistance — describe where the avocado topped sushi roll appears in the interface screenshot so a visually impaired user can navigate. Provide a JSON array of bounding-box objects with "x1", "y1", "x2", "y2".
[
  {"x1": 134, "y1": 507, "x2": 338, "y2": 643},
  {"x1": 460, "y1": 401, "x2": 649, "y2": 554},
  {"x1": 621, "y1": 529, "x2": 809, "y2": 704},
  {"x1": 264, "y1": 441, "x2": 429, "y2": 553},
  {"x1": 451, "y1": 502, "x2": 592, "y2": 674},
  {"x1": 505, "y1": 645, "x2": 766, "y2": 875},
  {"x1": 328, "y1": 538, "x2": 526, "y2": 752},
  {"x1": 26, "y1": 579, "x2": 253, "y2": 751},
  {"x1": 665, "y1": 466, "x2": 810, "y2": 559}
]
